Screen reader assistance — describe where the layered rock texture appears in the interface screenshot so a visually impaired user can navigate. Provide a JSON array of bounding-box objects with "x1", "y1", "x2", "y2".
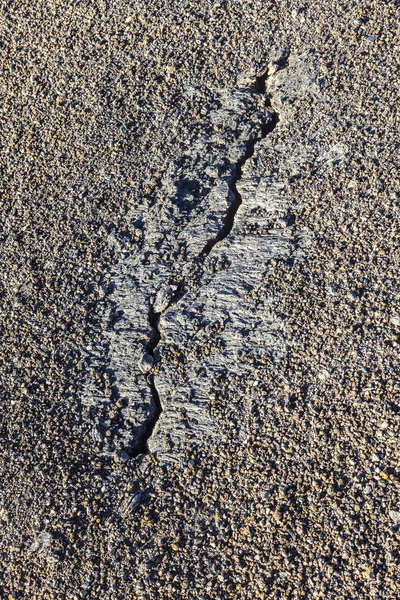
[{"x1": 83, "y1": 51, "x2": 329, "y2": 461}]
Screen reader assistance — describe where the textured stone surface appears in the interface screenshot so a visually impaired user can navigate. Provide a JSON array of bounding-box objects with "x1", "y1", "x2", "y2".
[
  {"x1": 83, "y1": 76, "x2": 277, "y2": 455},
  {"x1": 86, "y1": 51, "x2": 329, "y2": 460},
  {"x1": 1, "y1": 1, "x2": 400, "y2": 598}
]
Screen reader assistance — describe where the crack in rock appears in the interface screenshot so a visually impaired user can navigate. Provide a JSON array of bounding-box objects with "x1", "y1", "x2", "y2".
[
  {"x1": 82, "y1": 51, "x2": 325, "y2": 462},
  {"x1": 139, "y1": 68, "x2": 280, "y2": 455}
]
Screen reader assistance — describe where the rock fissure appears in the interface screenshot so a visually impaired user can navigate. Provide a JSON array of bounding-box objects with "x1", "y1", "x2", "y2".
[{"x1": 135, "y1": 67, "x2": 280, "y2": 456}]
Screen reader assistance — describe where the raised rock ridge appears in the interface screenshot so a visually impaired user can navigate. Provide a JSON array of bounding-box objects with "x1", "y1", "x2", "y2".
[{"x1": 83, "y1": 51, "x2": 325, "y2": 461}]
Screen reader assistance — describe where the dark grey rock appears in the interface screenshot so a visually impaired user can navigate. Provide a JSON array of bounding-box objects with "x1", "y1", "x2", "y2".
[{"x1": 138, "y1": 353, "x2": 154, "y2": 374}]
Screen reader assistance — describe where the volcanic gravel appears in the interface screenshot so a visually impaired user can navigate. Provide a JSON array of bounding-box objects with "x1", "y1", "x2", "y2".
[{"x1": 0, "y1": 0, "x2": 399, "y2": 598}]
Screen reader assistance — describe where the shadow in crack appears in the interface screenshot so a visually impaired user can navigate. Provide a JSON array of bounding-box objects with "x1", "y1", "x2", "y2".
[{"x1": 134, "y1": 64, "x2": 285, "y2": 456}]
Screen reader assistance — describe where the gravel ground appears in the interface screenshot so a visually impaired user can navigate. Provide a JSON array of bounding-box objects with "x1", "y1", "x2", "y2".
[{"x1": 0, "y1": 0, "x2": 399, "y2": 598}]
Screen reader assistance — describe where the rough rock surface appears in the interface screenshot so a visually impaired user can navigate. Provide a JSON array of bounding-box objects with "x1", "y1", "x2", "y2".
[
  {"x1": 86, "y1": 51, "x2": 329, "y2": 460},
  {"x1": 1, "y1": 1, "x2": 399, "y2": 598}
]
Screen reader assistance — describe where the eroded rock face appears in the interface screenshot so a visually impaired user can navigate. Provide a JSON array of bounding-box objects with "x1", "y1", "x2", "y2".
[{"x1": 83, "y1": 51, "x2": 329, "y2": 460}]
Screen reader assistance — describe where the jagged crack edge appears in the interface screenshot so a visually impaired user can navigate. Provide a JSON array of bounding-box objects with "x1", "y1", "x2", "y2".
[{"x1": 135, "y1": 67, "x2": 280, "y2": 456}]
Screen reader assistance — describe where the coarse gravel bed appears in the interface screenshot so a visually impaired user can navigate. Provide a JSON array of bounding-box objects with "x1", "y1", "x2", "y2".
[{"x1": 0, "y1": 0, "x2": 399, "y2": 598}]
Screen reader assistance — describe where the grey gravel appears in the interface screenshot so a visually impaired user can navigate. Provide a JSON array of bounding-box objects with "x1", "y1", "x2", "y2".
[{"x1": 0, "y1": 0, "x2": 399, "y2": 599}]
